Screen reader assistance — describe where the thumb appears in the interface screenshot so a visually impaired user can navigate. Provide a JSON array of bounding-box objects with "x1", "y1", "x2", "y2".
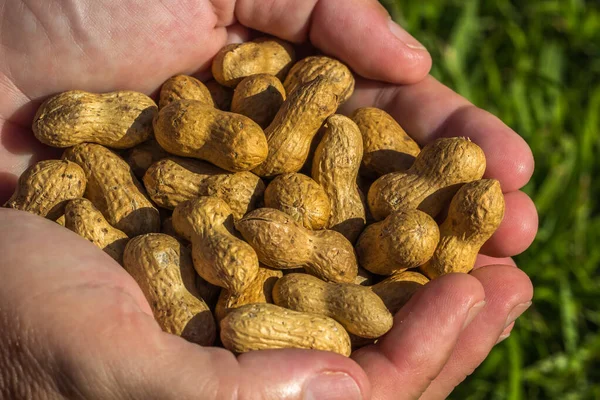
[
  {"x1": 129, "y1": 338, "x2": 371, "y2": 400},
  {"x1": 233, "y1": 0, "x2": 431, "y2": 84}
]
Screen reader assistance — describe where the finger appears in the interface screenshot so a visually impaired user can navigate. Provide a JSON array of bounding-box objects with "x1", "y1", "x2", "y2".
[
  {"x1": 110, "y1": 337, "x2": 371, "y2": 400},
  {"x1": 481, "y1": 190, "x2": 539, "y2": 257},
  {"x1": 192, "y1": 23, "x2": 253, "y2": 82},
  {"x1": 0, "y1": 209, "x2": 150, "y2": 312},
  {"x1": 419, "y1": 265, "x2": 533, "y2": 399},
  {"x1": 497, "y1": 322, "x2": 515, "y2": 344},
  {"x1": 233, "y1": 0, "x2": 432, "y2": 83},
  {"x1": 342, "y1": 76, "x2": 535, "y2": 192},
  {"x1": 352, "y1": 273, "x2": 486, "y2": 400},
  {"x1": 475, "y1": 254, "x2": 516, "y2": 269}
]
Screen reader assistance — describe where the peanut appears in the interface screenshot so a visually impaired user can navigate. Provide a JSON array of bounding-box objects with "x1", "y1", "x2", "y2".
[
  {"x1": 263, "y1": 173, "x2": 330, "y2": 230},
  {"x1": 215, "y1": 265, "x2": 283, "y2": 322},
  {"x1": 4, "y1": 160, "x2": 86, "y2": 220},
  {"x1": 273, "y1": 273, "x2": 393, "y2": 339},
  {"x1": 351, "y1": 107, "x2": 421, "y2": 177},
  {"x1": 212, "y1": 37, "x2": 295, "y2": 87},
  {"x1": 33, "y1": 90, "x2": 157, "y2": 149},
  {"x1": 153, "y1": 99, "x2": 268, "y2": 172},
  {"x1": 123, "y1": 233, "x2": 216, "y2": 346},
  {"x1": 161, "y1": 218, "x2": 221, "y2": 311},
  {"x1": 143, "y1": 157, "x2": 265, "y2": 220},
  {"x1": 312, "y1": 115, "x2": 366, "y2": 243},
  {"x1": 63, "y1": 143, "x2": 160, "y2": 237},
  {"x1": 159, "y1": 75, "x2": 214, "y2": 109},
  {"x1": 368, "y1": 137, "x2": 486, "y2": 221},
  {"x1": 235, "y1": 208, "x2": 358, "y2": 283},
  {"x1": 421, "y1": 179, "x2": 505, "y2": 278},
  {"x1": 220, "y1": 303, "x2": 351, "y2": 356},
  {"x1": 126, "y1": 139, "x2": 170, "y2": 179},
  {"x1": 356, "y1": 209, "x2": 440, "y2": 275},
  {"x1": 64, "y1": 198, "x2": 129, "y2": 264},
  {"x1": 371, "y1": 271, "x2": 429, "y2": 315},
  {"x1": 172, "y1": 196, "x2": 259, "y2": 293},
  {"x1": 284, "y1": 56, "x2": 355, "y2": 104},
  {"x1": 205, "y1": 80, "x2": 234, "y2": 111},
  {"x1": 253, "y1": 77, "x2": 339, "y2": 177},
  {"x1": 231, "y1": 74, "x2": 286, "y2": 128}
]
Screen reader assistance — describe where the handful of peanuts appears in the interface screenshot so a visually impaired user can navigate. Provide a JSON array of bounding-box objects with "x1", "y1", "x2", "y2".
[{"x1": 4, "y1": 36, "x2": 504, "y2": 357}]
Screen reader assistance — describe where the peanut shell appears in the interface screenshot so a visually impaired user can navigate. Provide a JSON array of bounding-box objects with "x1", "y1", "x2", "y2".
[
  {"x1": 4, "y1": 160, "x2": 86, "y2": 220},
  {"x1": 220, "y1": 303, "x2": 351, "y2": 356},
  {"x1": 123, "y1": 234, "x2": 216, "y2": 346},
  {"x1": 33, "y1": 90, "x2": 156, "y2": 149}
]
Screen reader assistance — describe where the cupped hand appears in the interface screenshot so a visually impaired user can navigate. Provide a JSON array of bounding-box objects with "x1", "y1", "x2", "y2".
[{"x1": 0, "y1": 1, "x2": 536, "y2": 399}]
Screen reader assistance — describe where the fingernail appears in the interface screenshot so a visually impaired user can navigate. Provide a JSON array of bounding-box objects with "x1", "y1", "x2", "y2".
[
  {"x1": 388, "y1": 19, "x2": 428, "y2": 51},
  {"x1": 304, "y1": 372, "x2": 362, "y2": 400},
  {"x1": 504, "y1": 301, "x2": 532, "y2": 329},
  {"x1": 496, "y1": 333, "x2": 511, "y2": 345},
  {"x1": 462, "y1": 300, "x2": 486, "y2": 330}
]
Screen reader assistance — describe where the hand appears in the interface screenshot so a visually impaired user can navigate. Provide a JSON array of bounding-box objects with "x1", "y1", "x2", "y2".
[{"x1": 0, "y1": 1, "x2": 536, "y2": 399}]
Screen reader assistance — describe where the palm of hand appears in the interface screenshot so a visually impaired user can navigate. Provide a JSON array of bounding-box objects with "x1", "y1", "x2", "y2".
[{"x1": 0, "y1": 1, "x2": 537, "y2": 399}]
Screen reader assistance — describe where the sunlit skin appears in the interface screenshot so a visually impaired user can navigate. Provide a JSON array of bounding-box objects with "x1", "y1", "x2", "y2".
[{"x1": 0, "y1": 1, "x2": 536, "y2": 399}]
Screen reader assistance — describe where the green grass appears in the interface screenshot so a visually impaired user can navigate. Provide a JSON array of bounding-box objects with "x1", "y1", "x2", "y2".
[{"x1": 380, "y1": 0, "x2": 600, "y2": 398}]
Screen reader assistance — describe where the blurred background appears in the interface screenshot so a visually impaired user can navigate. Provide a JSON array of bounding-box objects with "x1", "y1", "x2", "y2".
[{"x1": 379, "y1": 0, "x2": 600, "y2": 398}]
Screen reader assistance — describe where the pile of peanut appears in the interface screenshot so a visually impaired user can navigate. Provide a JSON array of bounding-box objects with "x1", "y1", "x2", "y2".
[{"x1": 5, "y1": 37, "x2": 504, "y2": 356}]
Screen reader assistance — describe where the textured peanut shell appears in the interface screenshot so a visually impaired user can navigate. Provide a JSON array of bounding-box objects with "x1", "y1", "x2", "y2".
[
  {"x1": 263, "y1": 173, "x2": 330, "y2": 230},
  {"x1": 159, "y1": 75, "x2": 214, "y2": 109},
  {"x1": 64, "y1": 198, "x2": 129, "y2": 264},
  {"x1": 154, "y1": 100, "x2": 268, "y2": 172},
  {"x1": 368, "y1": 137, "x2": 486, "y2": 221},
  {"x1": 231, "y1": 74, "x2": 286, "y2": 128},
  {"x1": 159, "y1": 218, "x2": 221, "y2": 308},
  {"x1": 252, "y1": 77, "x2": 339, "y2": 177},
  {"x1": 220, "y1": 303, "x2": 351, "y2": 356},
  {"x1": 351, "y1": 107, "x2": 421, "y2": 177},
  {"x1": 205, "y1": 80, "x2": 234, "y2": 111},
  {"x1": 356, "y1": 209, "x2": 440, "y2": 275},
  {"x1": 33, "y1": 90, "x2": 157, "y2": 149},
  {"x1": 284, "y1": 56, "x2": 355, "y2": 104},
  {"x1": 235, "y1": 208, "x2": 358, "y2": 283},
  {"x1": 161, "y1": 218, "x2": 222, "y2": 310},
  {"x1": 212, "y1": 37, "x2": 296, "y2": 87},
  {"x1": 273, "y1": 273, "x2": 393, "y2": 339},
  {"x1": 312, "y1": 115, "x2": 366, "y2": 243},
  {"x1": 172, "y1": 197, "x2": 259, "y2": 293},
  {"x1": 215, "y1": 265, "x2": 283, "y2": 322},
  {"x1": 421, "y1": 179, "x2": 505, "y2": 278},
  {"x1": 126, "y1": 139, "x2": 170, "y2": 179},
  {"x1": 144, "y1": 157, "x2": 265, "y2": 220},
  {"x1": 4, "y1": 160, "x2": 86, "y2": 220},
  {"x1": 123, "y1": 234, "x2": 216, "y2": 346},
  {"x1": 63, "y1": 144, "x2": 160, "y2": 237},
  {"x1": 371, "y1": 271, "x2": 429, "y2": 315}
]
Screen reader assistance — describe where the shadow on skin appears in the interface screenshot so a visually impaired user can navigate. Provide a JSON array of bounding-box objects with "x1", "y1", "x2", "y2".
[
  {"x1": 0, "y1": 172, "x2": 18, "y2": 204},
  {"x1": 0, "y1": 99, "x2": 63, "y2": 202}
]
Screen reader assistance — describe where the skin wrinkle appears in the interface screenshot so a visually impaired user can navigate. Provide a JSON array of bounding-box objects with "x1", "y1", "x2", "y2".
[{"x1": 1, "y1": 303, "x2": 71, "y2": 399}]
